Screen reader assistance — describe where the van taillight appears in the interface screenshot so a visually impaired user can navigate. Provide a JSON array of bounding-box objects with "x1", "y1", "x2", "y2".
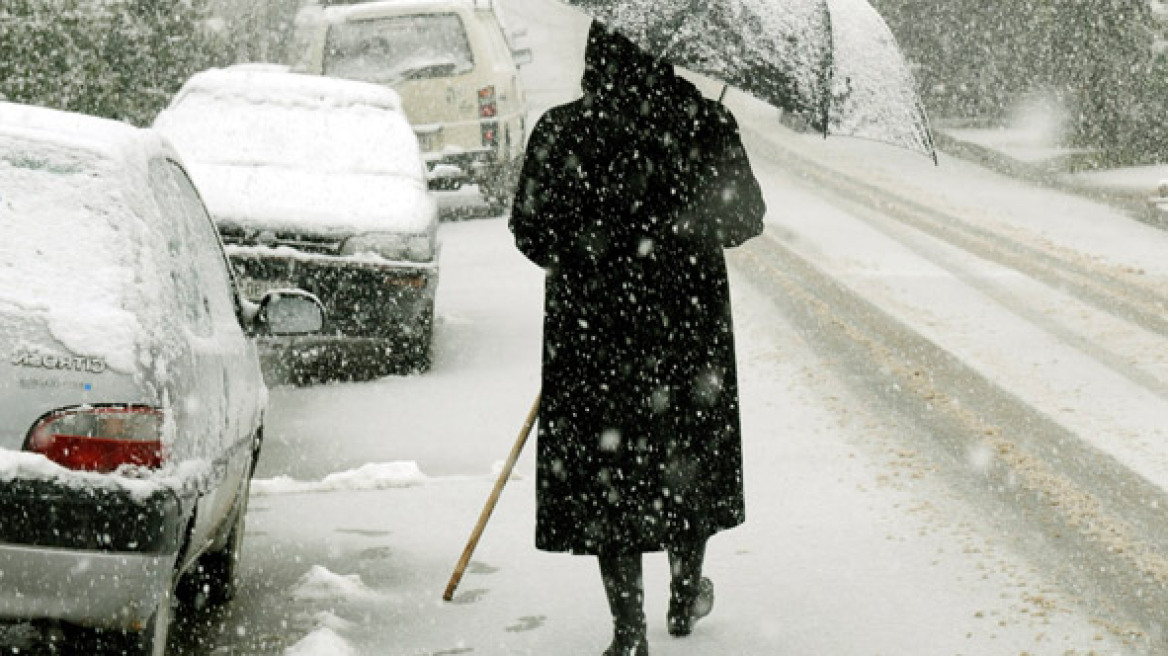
[
  {"x1": 481, "y1": 122, "x2": 499, "y2": 147},
  {"x1": 478, "y1": 86, "x2": 499, "y2": 147},
  {"x1": 477, "y1": 86, "x2": 497, "y2": 118},
  {"x1": 25, "y1": 406, "x2": 165, "y2": 473}
]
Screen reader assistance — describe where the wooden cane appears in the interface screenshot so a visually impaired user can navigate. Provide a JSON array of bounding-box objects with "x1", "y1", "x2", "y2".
[{"x1": 443, "y1": 392, "x2": 541, "y2": 601}]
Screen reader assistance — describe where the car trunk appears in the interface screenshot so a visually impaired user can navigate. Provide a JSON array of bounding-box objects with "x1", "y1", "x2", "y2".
[{"x1": 0, "y1": 311, "x2": 147, "y2": 454}]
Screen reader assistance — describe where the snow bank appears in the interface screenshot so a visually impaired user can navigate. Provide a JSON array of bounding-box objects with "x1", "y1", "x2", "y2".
[
  {"x1": 282, "y1": 626, "x2": 356, "y2": 656},
  {"x1": 251, "y1": 461, "x2": 428, "y2": 496},
  {"x1": 282, "y1": 569, "x2": 378, "y2": 655},
  {"x1": 0, "y1": 449, "x2": 212, "y2": 501},
  {"x1": 291, "y1": 565, "x2": 382, "y2": 603},
  {"x1": 308, "y1": 610, "x2": 354, "y2": 632}
]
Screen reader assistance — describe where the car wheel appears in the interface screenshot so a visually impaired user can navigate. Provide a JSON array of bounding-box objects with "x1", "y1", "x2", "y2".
[
  {"x1": 408, "y1": 305, "x2": 434, "y2": 372},
  {"x1": 179, "y1": 469, "x2": 252, "y2": 609}
]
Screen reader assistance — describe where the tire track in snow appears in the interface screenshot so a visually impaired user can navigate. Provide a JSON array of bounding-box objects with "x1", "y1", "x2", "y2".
[
  {"x1": 760, "y1": 162, "x2": 1168, "y2": 407},
  {"x1": 730, "y1": 234, "x2": 1168, "y2": 652},
  {"x1": 741, "y1": 123, "x2": 1168, "y2": 343}
]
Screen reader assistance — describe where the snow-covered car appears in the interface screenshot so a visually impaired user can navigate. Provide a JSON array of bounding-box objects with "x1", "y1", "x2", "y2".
[
  {"x1": 289, "y1": 0, "x2": 532, "y2": 210},
  {"x1": 154, "y1": 65, "x2": 441, "y2": 376},
  {"x1": 0, "y1": 101, "x2": 323, "y2": 654}
]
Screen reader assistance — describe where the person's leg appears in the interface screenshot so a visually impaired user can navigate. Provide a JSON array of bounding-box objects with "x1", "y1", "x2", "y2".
[
  {"x1": 666, "y1": 538, "x2": 714, "y2": 637},
  {"x1": 598, "y1": 552, "x2": 648, "y2": 655}
]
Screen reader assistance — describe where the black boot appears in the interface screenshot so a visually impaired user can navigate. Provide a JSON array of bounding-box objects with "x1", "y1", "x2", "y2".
[
  {"x1": 599, "y1": 552, "x2": 648, "y2": 656},
  {"x1": 667, "y1": 540, "x2": 714, "y2": 637}
]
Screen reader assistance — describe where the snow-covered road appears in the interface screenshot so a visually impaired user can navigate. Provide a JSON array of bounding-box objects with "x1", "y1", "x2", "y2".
[
  {"x1": 175, "y1": 215, "x2": 1140, "y2": 655},
  {"x1": 165, "y1": 1, "x2": 1168, "y2": 654}
]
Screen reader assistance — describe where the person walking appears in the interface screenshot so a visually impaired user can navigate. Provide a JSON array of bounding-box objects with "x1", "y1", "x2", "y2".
[{"x1": 509, "y1": 20, "x2": 766, "y2": 656}]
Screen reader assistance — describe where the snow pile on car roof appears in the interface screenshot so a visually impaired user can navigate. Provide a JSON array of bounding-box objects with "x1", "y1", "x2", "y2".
[
  {"x1": 155, "y1": 90, "x2": 418, "y2": 176},
  {"x1": 154, "y1": 67, "x2": 436, "y2": 235},
  {"x1": 167, "y1": 66, "x2": 402, "y2": 113},
  {"x1": 0, "y1": 100, "x2": 158, "y2": 163}
]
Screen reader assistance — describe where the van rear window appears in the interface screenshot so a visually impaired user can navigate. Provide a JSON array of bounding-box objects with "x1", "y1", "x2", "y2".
[{"x1": 324, "y1": 13, "x2": 475, "y2": 84}]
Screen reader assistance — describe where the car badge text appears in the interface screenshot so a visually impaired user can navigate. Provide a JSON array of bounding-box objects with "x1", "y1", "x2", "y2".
[{"x1": 11, "y1": 349, "x2": 107, "y2": 374}]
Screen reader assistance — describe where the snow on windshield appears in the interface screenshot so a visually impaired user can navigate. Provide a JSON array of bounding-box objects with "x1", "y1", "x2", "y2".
[
  {"x1": 323, "y1": 13, "x2": 475, "y2": 84},
  {"x1": 155, "y1": 91, "x2": 423, "y2": 179},
  {"x1": 0, "y1": 135, "x2": 154, "y2": 372}
]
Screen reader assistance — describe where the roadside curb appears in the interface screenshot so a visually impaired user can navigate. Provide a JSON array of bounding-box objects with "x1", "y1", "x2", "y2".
[{"x1": 933, "y1": 130, "x2": 1163, "y2": 228}]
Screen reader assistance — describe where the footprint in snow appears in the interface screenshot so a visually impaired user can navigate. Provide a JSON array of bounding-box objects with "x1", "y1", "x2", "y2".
[
  {"x1": 335, "y1": 528, "x2": 391, "y2": 537},
  {"x1": 449, "y1": 588, "x2": 489, "y2": 605},
  {"x1": 505, "y1": 616, "x2": 546, "y2": 633},
  {"x1": 358, "y1": 546, "x2": 393, "y2": 560}
]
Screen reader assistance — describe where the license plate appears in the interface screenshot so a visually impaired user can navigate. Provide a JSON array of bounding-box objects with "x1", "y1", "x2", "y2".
[{"x1": 239, "y1": 278, "x2": 297, "y2": 301}]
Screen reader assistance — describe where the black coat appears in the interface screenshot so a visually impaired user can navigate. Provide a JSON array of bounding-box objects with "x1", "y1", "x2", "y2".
[{"x1": 509, "y1": 22, "x2": 766, "y2": 555}]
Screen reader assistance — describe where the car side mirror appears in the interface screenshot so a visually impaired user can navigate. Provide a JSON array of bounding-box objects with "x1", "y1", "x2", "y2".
[
  {"x1": 512, "y1": 48, "x2": 533, "y2": 67},
  {"x1": 257, "y1": 290, "x2": 325, "y2": 336}
]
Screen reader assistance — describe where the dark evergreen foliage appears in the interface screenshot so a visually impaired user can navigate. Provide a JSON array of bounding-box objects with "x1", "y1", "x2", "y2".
[
  {"x1": 0, "y1": 0, "x2": 229, "y2": 125},
  {"x1": 873, "y1": 0, "x2": 1168, "y2": 163}
]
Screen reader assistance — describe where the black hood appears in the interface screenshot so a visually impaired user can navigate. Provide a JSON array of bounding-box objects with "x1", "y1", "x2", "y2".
[{"x1": 582, "y1": 21, "x2": 677, "y2": 112}]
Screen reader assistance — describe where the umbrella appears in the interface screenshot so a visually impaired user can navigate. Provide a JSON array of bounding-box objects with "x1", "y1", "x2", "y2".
[{"x1": 559, "y1": 0, "x2": 937, "y2": 162}]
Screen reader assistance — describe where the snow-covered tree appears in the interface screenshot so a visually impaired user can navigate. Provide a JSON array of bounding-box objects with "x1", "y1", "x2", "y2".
[
  {"x1": 875, "y1": 0, "x2": 1163, "y2": 163},
  {"x1": 0, "y1": 0, "x2": 228, "y2": 125}
]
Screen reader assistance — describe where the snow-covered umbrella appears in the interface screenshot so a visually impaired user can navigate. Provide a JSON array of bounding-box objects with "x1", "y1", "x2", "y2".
[{"x1": 557, "y1": 0, "x2": 938, "y2": 162}]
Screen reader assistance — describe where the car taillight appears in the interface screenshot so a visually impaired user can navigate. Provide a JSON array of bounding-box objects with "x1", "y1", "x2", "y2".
[
  {"x1": 25, "y1": 406, "x2": 165, "y2": 473},
  {"x1": 477, "y1": 85, "x2": 497, "y2": 118}
]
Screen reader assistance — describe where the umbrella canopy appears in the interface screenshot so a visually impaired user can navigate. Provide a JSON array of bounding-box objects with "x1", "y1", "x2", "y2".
[{"x1": 560, "y1": 0, "x2": 937, "y2": 161}]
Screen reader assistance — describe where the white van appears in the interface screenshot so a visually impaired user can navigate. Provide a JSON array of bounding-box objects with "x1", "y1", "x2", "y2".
[{"x1": 291, "y1": 0, "x2": 532, "y2": 210}]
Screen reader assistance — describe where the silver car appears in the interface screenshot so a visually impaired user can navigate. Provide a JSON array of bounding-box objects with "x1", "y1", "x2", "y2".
[{"x1": 0, "y1": 101, "x2": 322, "y2": 654}]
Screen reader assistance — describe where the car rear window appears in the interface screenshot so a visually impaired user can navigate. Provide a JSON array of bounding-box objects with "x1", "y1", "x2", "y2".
[
  {"x1": 324, "y1": 13, "x2": 475, "y2": 84},
  {"x1": 0, "y1": 135, "x2": 166, "y2": 370},
  {"x1": 0, "y1": 138, "x2": 130, "y2": 302}
]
